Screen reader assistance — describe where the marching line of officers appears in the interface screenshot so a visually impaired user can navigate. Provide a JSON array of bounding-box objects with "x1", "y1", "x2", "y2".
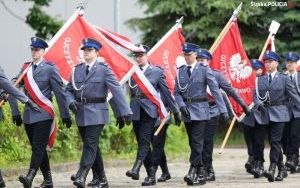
[{"x1": 0, "y1": 37, "x2": 299, "y2": 188}]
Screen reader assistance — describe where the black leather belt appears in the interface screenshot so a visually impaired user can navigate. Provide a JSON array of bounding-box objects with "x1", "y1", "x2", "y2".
[
  {"x1": 208, "y1": 101, "x2": 216, "y2": 106},
  {"x1": 132, "y1": 93, "x2": 148, "y2": 99},
  {"x1": 76, "y1": 97, "x2": 106, "y2": 103},
  {"x1": 183, "y1": 97, "x2": 207, "y2": 103},
  {"x1": 263, "y1": 101, "x2": 285, "y2": 107}
]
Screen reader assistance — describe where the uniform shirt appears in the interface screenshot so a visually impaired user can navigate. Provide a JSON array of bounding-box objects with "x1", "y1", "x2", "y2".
[
  {"x1": 85, "y1": 59, "x2": 96, "y2": 72},
  {"x1": 187, "y1": 60, "x2": 197, "y2": 73},
  {"x1": 268, "y1": 71, "x2": 277, "y2": 81},
  {"x1": 140, "y1": 63, "x2": 149, "y2": 73}
]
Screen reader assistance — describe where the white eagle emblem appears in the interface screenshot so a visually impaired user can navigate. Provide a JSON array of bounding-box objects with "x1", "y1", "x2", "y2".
[{"x1": 229, "y1": 53, "x2": 252, "y2": 83}]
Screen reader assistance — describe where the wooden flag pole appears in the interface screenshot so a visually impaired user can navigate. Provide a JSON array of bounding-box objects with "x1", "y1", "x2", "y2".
[
  {"x1": 258, "y1": 20, "x2": 280, "y2": 60},
  {"x1": 219, "y1": 117, "x2": 236, "y2": 154},
  {"x1": 209, "y1": 2, "x2": 243, "y2": 53}
]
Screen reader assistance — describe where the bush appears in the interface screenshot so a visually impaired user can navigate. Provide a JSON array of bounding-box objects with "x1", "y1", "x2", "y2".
[{"x1": 0, "y1": 99, "x2": 245, "y2": 168}]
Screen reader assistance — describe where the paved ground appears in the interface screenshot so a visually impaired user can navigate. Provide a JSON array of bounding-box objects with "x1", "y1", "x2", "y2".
[{"x1": 3, "y1": 149, "x2": 300, "y2": 187}]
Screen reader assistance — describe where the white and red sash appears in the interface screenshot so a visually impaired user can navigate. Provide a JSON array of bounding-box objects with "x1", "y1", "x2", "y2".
[{"x1": 22, "y1": 63, "x2": 58, "y2": 150}]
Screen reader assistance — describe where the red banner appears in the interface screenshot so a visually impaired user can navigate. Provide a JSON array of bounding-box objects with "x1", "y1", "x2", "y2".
[
  {"x1": 210, "y1": 20, "x2": 256, "y2": 118},
  {"x1": 148, "y1": 25, "x2": 185, "y2": 92},
  {"x1": 44, "y1": 12, "x2": 168, "y2": 119},
  {"x1": 44, "y1": 15, "x2": 131, "y2": 81}
]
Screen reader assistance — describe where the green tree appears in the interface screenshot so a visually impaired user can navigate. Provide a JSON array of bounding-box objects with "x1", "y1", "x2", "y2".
[
  {"x1": 19, "y1": 0, "x2": 63, "y2": 39},
  {"x1": 127, "y1": 0, "x2": 300, "y2": 58}
]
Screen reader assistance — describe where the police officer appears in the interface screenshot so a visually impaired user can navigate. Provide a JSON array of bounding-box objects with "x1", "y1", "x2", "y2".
[
  {"x1": 142, "y1": 93, "x2": 180, "y2": 185},
  {"x1": 9, "y1": 37, "x2": 72, "y2": 188},
  {"x1": 281, "y1": 52, "x2": 300, "y2": 174},
  {"x1": 252, "y1": 51, "x2": 300, "y2": 182},
  {"x1": 66, "y1": 38, "x2": 132, "y2": 188},
  {"x1": 242, "y1": 59, "x2": 264, "y2": 176},
  {"x1": 126, "y1": 44, "x2": 180, "y2": 186},
  {"x1": 0, "y1": 65, "x2": 39, "y2": 188},
  {"x1": 197, "y1": 49, "x2": 251, "y2": 181},
  {"x1": 174, "y1": 43, "x2": 229, "y2": 186}
]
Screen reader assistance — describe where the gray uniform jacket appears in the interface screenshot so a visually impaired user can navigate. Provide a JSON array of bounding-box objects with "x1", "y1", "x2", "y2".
[
  {"x1": 129, "y1": 64, "x2": 179, "y2": 121},
  {"x1": 209, "y1": 69, "x2": 247, "y2": 118},
  {"x1": 66, "y1": 61, "x2": 132, "y2": 126},
  {"x1": 174, "y1": 62, "x2": 227, "y2": 122},
  {"x1": 253, "y1": 72, "x2": 300, "y2": 125},
  {"x1": 287, "y1": 71, "x2": 300, "y2": 119},
  {"x1": 0, "y1": 65, "x2": 28, "y2": 103},
  {"x1": 9, "y1": 61, "x2": 70, "y2": 124}
]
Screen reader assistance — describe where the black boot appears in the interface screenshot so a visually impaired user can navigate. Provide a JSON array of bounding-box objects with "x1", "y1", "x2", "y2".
[
  {"x1": 126, "y1": 159, "x2": 143, "y2": 180},
  {"x1": 36, "y1": 171, "x2": 53, "y2": 188},
  {"x1": 194, "y1": 166, "x2": 206, "y2": 185},
  {"x1": 264, "y1": 163, "x2": 276, "y2": 182},
  {"x1": 206, "y1": 164, "x2": 215, "y2": 181},
  {"x1": 286, "y1": 155, "x2": 297, "y2": 173},
  {"x1": 157, "y1": 163, "x2": 171, "y2": 182},
  {"x1": 0, "y1": 170, "x2": 5, "y2": 188},
  {"x1": 141, "y1": 166, "x2": 157, "y2": 186},
  {"x1": 275, "y1": 161, "x2": 288, "y2": 181},
  {"x1": 252, "y1": 160, "x2": 264, "y2": 178},
  {"x1": 92, "y1": 175, "x2": 109, "y2": 188},
  {"x1": 19, "y1": 168, "x2": 37, "y2": 188},
  {"x1": 183, "y1": 166, "x2": 198, "y2": 185},
  {"x1": 73, "y1": 168, "x2": 90, "y2": 188},
  {"x1": 245, "y1": 156, "x2": 254, "y2": 174},
  {"x1": 87, "y1": 171, "x2": 100, "y2": 187}
]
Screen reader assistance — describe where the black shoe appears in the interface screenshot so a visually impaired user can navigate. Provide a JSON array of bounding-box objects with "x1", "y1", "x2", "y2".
[
  {"x1": 157, "y1": 163, "x2": 171, "y2": 182},
  {"x1": 275, "y1": 161, "x2": 288, "y2": 181},
  {"x1": 245, "y1": 156, "x2": 254, "y2": 174},
  {"x1": 87, "y1": 178, "x2": 98, "y2": 187},
  {"x1": 92, "y1": 175, "x2": 109, "y2": 188},
  {"x1": 35, "y1": 171, "x2": 53, "y2": 188},
  {"x1": 184, "y1": 166, "x2": 198, "y2": 185},
  {"x1": 194, "y1": 166, "x2": 206, "y2": 185},
  {"x1": 71, "y1": 174, "x2": 77, "y2": 181},
  {"x1": 141, "y1": 166, "x2": 157, "y2": 186},
  {"x1": 264, "y1": 163, "x2": 276, "y2": 182},
  {"x1": 73, "y1": 168, "x2": 90, "y2": 188},
  {"x1": 286, "y1": 156, "x2": 297, "y2": 173},
  {"x1": 252, "y1": 160, "x2": 264, "y2": 178},
  {"x1": 0, "y1": 170, "x2": 5, "y2": 188},
  {"x1": 206, "y1": 165, "x2": 215, "y2": 181},
  {"x1": 126, "y1": 159, "x2": 143, "y2": 180},
  {"x1": 19, "y1": 168, "x2": 37, "y2": 188},
  {"x1": 157, "y1": 172, "x2": 171, "y2": 182}
]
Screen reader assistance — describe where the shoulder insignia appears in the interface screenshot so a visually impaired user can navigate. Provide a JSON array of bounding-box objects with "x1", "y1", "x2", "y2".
[
  {"x1": 45, "y1": 61, "x2": 55, "y2": 66},
  {"x1": 74, "y1": 63, "x2": 84, "y2": 67}
]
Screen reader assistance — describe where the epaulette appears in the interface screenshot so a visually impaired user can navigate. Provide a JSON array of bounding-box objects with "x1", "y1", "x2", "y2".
[
  {"x1": 178, "y1": 64, "x2": 186, "y2": 69},
  {"x1": 98, "y1": 61, "x2": 108, "y2": 67},
  {"x1": 74, "y1": 63, "x2": 84, "y2": 67},
  {"x1": 155, "y1": 65, "x2": 163, "y2": 70},
  {"x1": 45, "y1": 61, "x2": 55, "y2": 66},
  {"x1": 199, "y1": 63, "x2": 208, "y2": 67}
]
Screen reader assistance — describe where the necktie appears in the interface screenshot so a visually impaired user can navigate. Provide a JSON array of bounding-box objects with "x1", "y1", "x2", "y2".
[
  {"x1": 140, "y1": 66, "x2": 143, "y2": 71},
  {"x1": 290, "y1": 75, "x2": 293, "y2": 81},
  {"x1": 268, "y1": 74, "x2": 272, "y2": 84},
  {"x1": 86, "y1": 65, "x2": 90, "y2": 75},
  {"x1": 33, "y1": 64, "x2": 37, "y2": 71},
  {"x1": 187, "y1": 66, "x2": 192, "y2": 77}
]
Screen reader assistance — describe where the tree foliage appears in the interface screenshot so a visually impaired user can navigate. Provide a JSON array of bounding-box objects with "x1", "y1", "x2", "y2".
[
  {"x1": 18, "y1": 0, "x2": 63, "y2": 39},
  {"x1": 127, "y1": 0, "x2": 300, "y2": 58}
]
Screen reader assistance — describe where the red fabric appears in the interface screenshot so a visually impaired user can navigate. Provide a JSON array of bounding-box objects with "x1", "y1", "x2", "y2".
[
  {"x1": 210, "y1": 21, "x2": 256, "y2": 118},
  {"x1": 148, "y1": 26, "x2": 185, "y2": 92}
]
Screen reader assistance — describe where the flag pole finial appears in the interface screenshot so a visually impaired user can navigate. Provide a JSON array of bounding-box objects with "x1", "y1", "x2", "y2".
[
  {"x1": 176, "y1": 16, "x2": 184, "y2": 24},
  {"x1": 231, "y1": 2, "x2": 243, "y2": 20}
]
